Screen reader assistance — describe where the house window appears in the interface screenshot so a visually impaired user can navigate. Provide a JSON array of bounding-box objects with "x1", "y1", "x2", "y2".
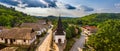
[{"x1": 24, "y1": 40, "x2": 26, "y2": 42}]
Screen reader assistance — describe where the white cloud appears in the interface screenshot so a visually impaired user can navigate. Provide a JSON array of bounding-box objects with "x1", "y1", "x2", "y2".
[
  {"x1": 0, "y1": 2, "x2": 13, "y2": 8},
  {"x1": 17, "y1": 3, "x2": 28, "y2": 7},
  {"x1": 40, "y1": 0, "x2": 49, "y2": 6},
  {"x1": 0, "y1": 1, "x2": 91, "y2": 17},
  {"x1": 114, "y1": 3, "x2": 120, "y2": 8},
  {"x1": 15, "y1": 7, "x2": 90, "y2": 17},
  {"x1": 94, "y1": 8, "x2": 120, "y2": 13},
  {"x1": 2, "y1": 1, "x2": 120, "y2": 17},
  {"x1": 12, "y1": 0, "x2": 18, "y2": 2}
]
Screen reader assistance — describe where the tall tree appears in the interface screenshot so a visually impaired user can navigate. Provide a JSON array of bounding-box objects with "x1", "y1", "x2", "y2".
[{"x1": 87, "y1": 20, "x2": 120, "y2": 51}]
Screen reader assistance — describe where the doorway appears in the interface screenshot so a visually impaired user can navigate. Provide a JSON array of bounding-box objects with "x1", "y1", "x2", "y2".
[
  {"x1": 10, "y1": 39, "x2": 13, "y2": 44},
  {"x1": 5, "y1": 39, "x2": 8, "y2": 44},
  {"x1": 58, "y1": 39, "x2": 61, "y2": 44}
]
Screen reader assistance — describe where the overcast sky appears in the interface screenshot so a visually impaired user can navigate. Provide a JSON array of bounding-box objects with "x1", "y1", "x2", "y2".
[
  {"x1": 59, "y1": 0, "x2": 120, "y2": 8},
  {"x1": 0, "y1": 0, "x2": 120, "y2": 17}
]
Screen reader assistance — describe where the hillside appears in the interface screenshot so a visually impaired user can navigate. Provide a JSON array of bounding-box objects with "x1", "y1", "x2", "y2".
[
  {"x1": 0, "y1": 5, "x2": 38, "y2": 27},
  {"x1": 79, "y1": 13, "x2": 120, "y2": 26},
  {"x1": 85, "y1": 19, "x2": 120, "y2": 51},
  {"x1": 49, "y1": 13, "x2": 120, "y2": 26}
]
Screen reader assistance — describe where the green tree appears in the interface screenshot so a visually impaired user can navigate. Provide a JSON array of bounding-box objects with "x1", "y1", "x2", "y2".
[{"x1": 87, "y1": 20, "x2": 120, "y2": 51}]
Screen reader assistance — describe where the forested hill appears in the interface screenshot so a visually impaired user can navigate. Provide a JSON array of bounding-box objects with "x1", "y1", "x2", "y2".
[
  {"x1": 78, "y1": 13, "x2": 120, "y2": 26},
  {"x1": 0, "y1": 5, "x2": 38, "y2": 27},
  {"x1": 83, "y1": 14, "x2": 120, "y2": 51},
  {"x1": 50, "y1": 13, "x2": 120, "y2": 26}
]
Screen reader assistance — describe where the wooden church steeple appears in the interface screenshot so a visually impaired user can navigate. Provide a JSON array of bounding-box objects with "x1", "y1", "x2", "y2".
[{"x1": 55, "y1": 16, "x2": 64, "y2": 35}]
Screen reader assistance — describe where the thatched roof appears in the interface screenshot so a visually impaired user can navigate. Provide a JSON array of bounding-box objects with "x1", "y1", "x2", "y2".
[
  {"x1": 20, "y1": 22, "x2": 49, "y2": 31},
  {"x1": 0, "y1": 28, "x2": 37, "y2": 40}
]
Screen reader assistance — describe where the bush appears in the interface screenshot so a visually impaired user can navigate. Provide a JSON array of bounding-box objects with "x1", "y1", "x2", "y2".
[{"x1": 64, "y1": 39, "x2": 75, "y2": 51}]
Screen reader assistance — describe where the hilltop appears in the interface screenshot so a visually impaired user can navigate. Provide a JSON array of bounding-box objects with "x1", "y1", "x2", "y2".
[{"x1": 0, "y1": 5, "x2": 38, "y2": 27}]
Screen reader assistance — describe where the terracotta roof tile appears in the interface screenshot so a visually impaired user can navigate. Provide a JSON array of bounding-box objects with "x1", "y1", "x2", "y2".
[{"x1": 82, "y1": 26, "x2": 97, "y2": 33}]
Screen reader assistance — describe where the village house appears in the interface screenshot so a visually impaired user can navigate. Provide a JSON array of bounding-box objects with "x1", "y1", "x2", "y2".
[
  {"x1": 81, "y1": 26, "x2": 97, "y2": 36},
  {"x1": 20, "y1": 20, "x2": 50, "y2": 36},
  {"x1": 0, "y1": 28, "x2": 37, "y2": 45},
  {"x1": 81, "y1": 26, "x2": 97, "y2": 42},
  {"x1": 0, "y1": 26, "x2": 5, "y2": 32}
]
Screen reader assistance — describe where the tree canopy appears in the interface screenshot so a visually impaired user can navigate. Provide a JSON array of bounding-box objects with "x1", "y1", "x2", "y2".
[
  {"x1": 0, "y1": 5, "x2": 38, "y2": 27},
  {"x1": 86, "y1": 20, "x2": 120, "y2": 51}
]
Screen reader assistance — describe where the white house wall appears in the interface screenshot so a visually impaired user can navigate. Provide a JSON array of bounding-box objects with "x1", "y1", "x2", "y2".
[
  {"x1": 82, "y1": 28, "x2": 92, "y2": 35},
  {"x1": 30, "y1": 36, "x2": 36, "y2": 44},
  {"x1": 36, "y1": 28, "x2": 47, "y2": 35},
  {"x1": 0, "y1": 38, "x2": 36, "y2": 45},
  {"x1": 54, "y1": 35, "x2": 66, "y2": 43},
  {"x1": 0, "y1": 38, "x2": 4, "y2": 43},
  {"x1": 37, "y1": 31, "x2": 42, "y2": 35},
  {"x1": 13, "y1": 39, "x2": 29, "y2": 45}
]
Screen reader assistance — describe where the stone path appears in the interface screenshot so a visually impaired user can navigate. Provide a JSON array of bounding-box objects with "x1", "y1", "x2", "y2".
[{"x1": 36, "y1": 26, "x2": 53, "y2": 51}]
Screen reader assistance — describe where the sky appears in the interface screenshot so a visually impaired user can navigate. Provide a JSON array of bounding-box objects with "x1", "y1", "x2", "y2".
[
  {"x1": 0, "y1": 0, "x2": 120, "y2": 17},
  {"x1": 59, "y1": 0, "x2": 120, "y2": 8}
]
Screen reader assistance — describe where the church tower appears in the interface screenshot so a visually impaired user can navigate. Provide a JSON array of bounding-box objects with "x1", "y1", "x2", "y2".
[{"x1": 54, "y1": 16, "x2": 66, "y2": 44}]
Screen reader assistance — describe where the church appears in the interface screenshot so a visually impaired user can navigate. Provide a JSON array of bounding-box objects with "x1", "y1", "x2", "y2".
[{"x1": 53, "y1": 16, "x2": 66, "y2": 44}]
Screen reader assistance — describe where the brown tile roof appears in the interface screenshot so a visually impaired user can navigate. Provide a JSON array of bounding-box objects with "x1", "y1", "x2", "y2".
[
  {"x1": 0, "y1": 26, "x2": 5, "y2": 30},
  {"x1": 82, "y1": 26, "x2": 97, "y2": 33},
  {"x1": 20, "y1": 23, "x2": 41, "y2": 31},
  {"x1": 20, "y1": 22, "x2": 49, "y2": 31},
  {"x1": 0, "y1": 28, "x2": 37, "y2": 40},
  {"x1": 37, "y1": 20, "x2": 46, "y2": 24}
]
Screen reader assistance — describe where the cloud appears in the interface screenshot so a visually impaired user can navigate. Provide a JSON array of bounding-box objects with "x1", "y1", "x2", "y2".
[
  {"x1": 114, "y1": 3, "x2": 120, "y2": 8},
  {"x1": 76, "y1": 5, "x2": 94, "y2": 12},
  {"x1": 15, "y1": 7, "x2": 90, "y2": 17},
  {"x1": 0, "y1": 0, "x2": 94, "y2": 17},
  {"x1": 94, "y1": 8, "x2": 120, "y2": 13},
  {"x1": 55, "y1": 2, "x2": 76, "y2": 9},
  {"x1": 0, "y1": 0, "x2": 56, "y2": 7}
]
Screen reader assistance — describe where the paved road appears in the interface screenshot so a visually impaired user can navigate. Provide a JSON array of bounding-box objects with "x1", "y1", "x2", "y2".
[
  {"x1": 70, "y1": 33, "x2": 87, "y2": 51},
  {"x1": 36, "y1": 26, "x2": 53, "y2": 51}
]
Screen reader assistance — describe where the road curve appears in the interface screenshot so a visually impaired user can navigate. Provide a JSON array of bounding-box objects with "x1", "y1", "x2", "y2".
[{"x1": 70, "y1": 33, "x2": 86, "y2": 51}]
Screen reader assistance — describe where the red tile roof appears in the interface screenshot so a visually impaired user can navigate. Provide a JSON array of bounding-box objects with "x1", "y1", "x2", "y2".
[
  {"x1": 83, "y1": 26, "x2": 96, "y2": 30},
  {"x1": 82, "y1": 26, "x2": 97, "y2": 33}
]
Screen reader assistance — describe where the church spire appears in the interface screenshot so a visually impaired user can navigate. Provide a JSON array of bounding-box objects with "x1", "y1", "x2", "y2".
[
  {"x1": 55, "y1": 15, "x2": 64, "y2": 35},
  {"x1": 57, "y1": 15, "x2": 63, "y2": 29}
]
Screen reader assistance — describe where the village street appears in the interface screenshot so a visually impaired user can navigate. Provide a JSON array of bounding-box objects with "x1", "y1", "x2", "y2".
[
  {"x1": 70, "y1": 33, "x2": 87, "y2": 51},
  {"x1": 36, "y1": 25, "x2": 53, "y2": 51}
]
